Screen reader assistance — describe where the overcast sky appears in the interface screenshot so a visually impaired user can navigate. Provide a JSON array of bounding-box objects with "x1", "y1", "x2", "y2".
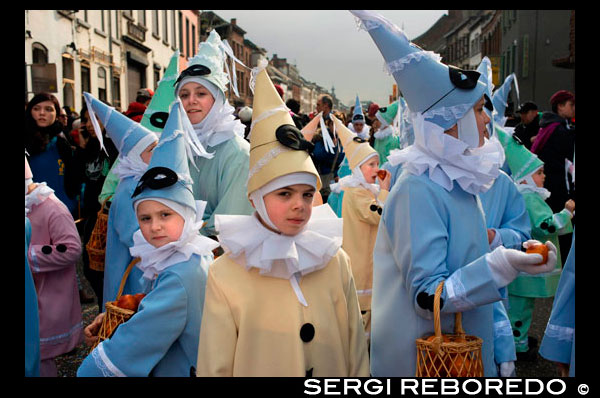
[{"x1": 209, "y1": 10, "x2": 447, "y2": 108}]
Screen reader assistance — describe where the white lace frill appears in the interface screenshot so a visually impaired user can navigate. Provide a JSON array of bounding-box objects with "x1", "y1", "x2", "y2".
[
  {"x1": 214, "y1": 204, "x2": 343, "y2": 281},
  {"x1": 25, "y1": 182, "x2": 55, "y2": 214},
  {"x1": 387, "y1": 112, "x2": 504, "y2": 195}
]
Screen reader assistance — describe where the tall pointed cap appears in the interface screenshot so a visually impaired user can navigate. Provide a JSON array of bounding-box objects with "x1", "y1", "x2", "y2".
[
  {"x1": 140, "y1": 50, "x2": 180, "y2": 134},
  {"x1": 376, "y1": 100, "x2": 399, "y2": 127},
  {"x1": 247, "y1": 62, "x2": 320, "y2": 195},
  {"x1": 352, "y1": 95, "x2": 365, "y2": 124},
  {"x1": 492, "y1": 73, "x2": 519, "y2": 126},
  {"x1": 350, "y1": 10, "x2": 487, "y2": 130},
  {"x1": 331, "y1": 113, "x2": 377, "y2": 170},
  {"x1": 300, "y1": 112, "x2": 322, "y2": 142},
  {"x1": 494, "y1": 125, "x2": 543, "y2": 182},
  {"x1": 131, "y1": 100, "x2": 195, "y2": 210},
  {"x1": 83, "y1": 92, "x2": 157, "y2": 158}
]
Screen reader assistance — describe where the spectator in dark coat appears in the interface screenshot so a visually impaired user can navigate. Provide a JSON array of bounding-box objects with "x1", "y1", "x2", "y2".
[
  {"x1": 513, "y1": 102, "x2": 541, "y2": 151},
  {"x1": 531, "y1": 90, "x2": 575, "y2": 257}
]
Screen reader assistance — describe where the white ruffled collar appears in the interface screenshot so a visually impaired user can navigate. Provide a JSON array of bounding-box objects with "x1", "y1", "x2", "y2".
[
  {"x1": 387, "y1": 112, "x2": 504, "y2": 195},
  {"x1": 25, "y1": 182, "x2": 54, "y2": 214},
  {"x1": 374, "y1": 125, "x2": 395, "y2": 139},
  {"x1": 516, "y1": 183, "x2": 551, "y2": 200},
  {"x1": 214, "y1": 205, "x2": 343, "y2": 306},
  {"x1": 129, "y1": 201, "x2": 219, "y2": 280},
  {"x1": 330, "y1": 172, "x2": 381, "y2": 201},
  {"x1": 189, "y1": 97, "x2": 246, "y2": 149},
  {"x1": 112, "y1": 155, "x2": 148, "y2": 181}
]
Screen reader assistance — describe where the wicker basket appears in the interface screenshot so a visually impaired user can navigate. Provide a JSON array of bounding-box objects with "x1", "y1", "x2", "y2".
[
  {"x1": 89, "y1": 258, "x2": 139, "y2": 353},
  {"x1": 85, "y1": 196, "x2": 112, "y2": 271},
  {"x1": 415, "y1": 281, "x2": 484, "y2": 377}
]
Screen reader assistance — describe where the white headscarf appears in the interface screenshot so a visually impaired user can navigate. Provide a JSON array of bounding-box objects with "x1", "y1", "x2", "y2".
[
  {"x1": 129, "y1": 198, "x2": 219, "y2": 280},
  {"x1": 330, "y1": 152, "x2": 381, "y2": 199},
  {"x1": 177, "y1": 77, "x2": 246, "y2": 150},
  {"x1": 25, "y1": 182, "x2": 55, "y2": 215},
  {"x1": 112, "y1": 134, "x2": 158, "y2": 181}
]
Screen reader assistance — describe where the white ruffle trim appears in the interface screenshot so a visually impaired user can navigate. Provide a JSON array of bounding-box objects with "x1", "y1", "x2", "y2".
[
  {"x1": 384, "y1": 51, "x2": 442, "y2": 75},
  {"x1": 374, "y1": 125, "x2": 395, "y2": 139},
  {"x1": 386, "y1": 113, "x2": 504, "y2": 195},
  {"x1": 25, "y1": 182, "x2": 55, "y2": 214},
  {"x1": 214, "y1": 205, "x2": 343, "y2": 280}
]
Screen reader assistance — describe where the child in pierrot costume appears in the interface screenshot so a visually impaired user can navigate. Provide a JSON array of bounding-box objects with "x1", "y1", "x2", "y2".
[
  {"x1": 351, "y1": 10, "x2": 558, "y2": 377},
  {"x1": 330, "y1": 114, "x2": 391, "y2": 345},
  {"x1": 77, "y1": 100, "x2": 218, "y2": 377},
  {"x1": 195, "y1": 61, "x2": 369, "y2": 377}
]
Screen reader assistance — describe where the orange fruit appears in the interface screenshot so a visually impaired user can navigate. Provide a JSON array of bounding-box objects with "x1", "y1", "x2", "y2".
[{"x1": 526, "y1": 243, "x2": 549, "y2": 264}]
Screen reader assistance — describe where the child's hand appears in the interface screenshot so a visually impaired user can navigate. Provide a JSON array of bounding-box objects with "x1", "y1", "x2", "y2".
[
  {"x1": 377, "y1": 170, "x2": 391, "y2": 191},
  {"x1": 84, "y1": 313, "x2": 105, "y2": 347},
  {"x1": 487, "y1": 228, "x2": 496, "y2": 244},
  {"x1": 565, "y1": 199, "x2": 575, "y2": 214}
]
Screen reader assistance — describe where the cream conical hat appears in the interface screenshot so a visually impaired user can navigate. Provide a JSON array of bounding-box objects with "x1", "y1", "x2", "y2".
[
  {"x1": 300, "y1": 112, "x2": 322, "y2": 142},
  {"x1": 331, "y1": 114, "x2": 377, "y2": 170},
  {"x1": 247, "y1": 67, "x2": 320, "y2": 195}
]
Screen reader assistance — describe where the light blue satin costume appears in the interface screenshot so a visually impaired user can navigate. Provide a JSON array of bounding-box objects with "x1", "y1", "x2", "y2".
[
  {"x1": 326, "y1": 156, "x2": 351, "y2": 217},
  {"x1": 78, "y1": 254, "x2": 210, "y2": 376},
  {"x1": 380, "y1": 161, "x2": 404, "y2": 190},
  {"x1": 539, "y1": 229, "x2": 575, "y2": 376},
  {"x1": 189, "y1": 135, "x2": 254, "y2": 237},
  {"x1": 479, "y1": 169, "x2": 531, "y2": 368},
  {"x1": 25, "y1": 217, "x2": 40, "y2": 377},
  {"x1": 371, "y1": 171, "x2": 506, "y2": 377},
  {"x1": 102, "y1": 176, "x2": 146, "y2": 309}
]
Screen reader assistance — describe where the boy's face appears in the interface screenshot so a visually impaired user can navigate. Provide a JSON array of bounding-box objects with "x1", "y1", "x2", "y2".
[
  {"x1": 353, "y1": 122, "x2": 364, "y2": 132},
  {"x1": 263, "y1": 184, "x2": 315, "y2": 236},
  {"x1": 473, "y1": 97, "x2": 491, "y2": 147},
  {"x1": 359, "y1": 156, "x2": 380, "y2": 184},
  {"x1": 136, "y1": 200, "x2": 185, "y2": 248},
  {"x1": 531, "y1": 167, "x2": 546, "y2": 188}
]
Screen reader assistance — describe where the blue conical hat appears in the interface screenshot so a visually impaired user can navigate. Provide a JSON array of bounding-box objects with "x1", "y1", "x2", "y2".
[
  {"x1": 132, "y1": 100, "x2": 195, "y2": 210},
  {"x1": 476, "y1": 56, "x2": 496, "y2": 134},
  {"x1": 83, "y1": 92, "x2": 157, "y2": 157},
  {"x1": 492, "y1": 73, "x2": 518, "y2": 126},
  {"x1": 352, "y1": 95, "x2": 365, "y2": 124},
  {"x1": 140, "y1": 50, "x2": 180, "y2": 134},
  {"x1": 494, "y1": 125, "x2": 543, "y2": 182},
  {"x1": 350, "y1": 10, "x2": 487, "y2": 131}
]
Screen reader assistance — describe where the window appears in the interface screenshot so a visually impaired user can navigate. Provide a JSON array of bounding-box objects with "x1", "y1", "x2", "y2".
[
  {"x1": 32, "y1": 42, "x2": 48, "y2": 64},
  {"x1": 191, "y1": 23, "x2": 196, "y2": 55},
  {"x1": 62, "y1": 55, "x2": 75, "y2": 110},
  {"x1": 154, "y1": 68, "x2": 160, "y2": 91},
  {"x1": 138, "y1": 10, "x2": 146, "y2": 27},
  {"x1": 163, "y1": 10, "x2": 169, "y2": 44},
  {"x1": 112, "y1": 75, "x2": 121, "y2": 110},
  {"x1": 153, "y1": 10, "x2": 159, "y2": 37},
  {"x1": 100, "y1": 10, "x2": 105, "y2": 32},
  {"x1": 113, "y1": 11, "x2": 120, "y2": 39},
  {"x1": 171, "y1": 10, "x2": 177, "y2": 49},
  {"x1": 98, "y1": 67, "x2": 107, "y2": 102},
  {"x1": 178, "y1": 12, "x2": 183, "y2": 55},
  {"x1": 186, "y1": 18, "x2": 190, "y2": 58},
  {"x1": 81, "y1": 64, "x2": 91, "y2": 98}
]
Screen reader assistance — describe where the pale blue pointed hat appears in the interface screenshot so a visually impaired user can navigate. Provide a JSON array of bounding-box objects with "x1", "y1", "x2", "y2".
[
  {"x1": 476, "y1": 56, "x2": 496, "y2": 133},
  {"x1": 350, "y1": 10, "x2": 487, "y2": 131},
  {"x1": 131, "y1": 100, "x2": 195, "y2": 211},
  {"x1": 83, "y1": 92, "x2": 157, "y2": 158},
  {"x1": 352, "y1": 95, "x2": 365, "y2": 124},
  {"x1": 492, "y1": 73, "x2": 519, "y2": 126}
]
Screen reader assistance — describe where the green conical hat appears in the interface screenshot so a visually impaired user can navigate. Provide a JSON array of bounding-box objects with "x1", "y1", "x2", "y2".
[
  {"x1": 140, "y1": 50, "x2": 180, "y2": 134},
  {"x1": 494, "y1": 125, "x2": 543, "y2": 182},
  {"x1": 375, "y1": 100, "x2": 399, "y2": 127}
]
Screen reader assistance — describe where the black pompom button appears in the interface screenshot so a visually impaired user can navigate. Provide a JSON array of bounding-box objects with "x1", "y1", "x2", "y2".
[
  {"x1": 515, "y1": 321, "x2": 522, "y2": 327},
  {"x1": 56, "y1": 244, "x2": 67, "y2": 253},
  {"x1": 513, "y1": 330, "x2": 521, "y2": 337},
  {"x1": 41, "y1": 245, "x2": 52, "y2": 255},
  {"x1": 548, "y1": 226, "x2": 556, "y2": 233},
  {"x1": 300, "y1": 323, "x2": 315, "y2": 343},
  {"x1": 189, "y1": 366, "x2": 196, "y2": 377},
  {"x1": 540, "y1": 222, "x2": 548, "y2": 230},
  {"x1": 305, "y1": 368, "x2": 313, "y2": 377}
]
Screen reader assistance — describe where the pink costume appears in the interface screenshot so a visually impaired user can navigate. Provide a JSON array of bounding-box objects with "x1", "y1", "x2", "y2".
[{"x1": 27, "y1": 190, "x2": 83, "y2": 376}]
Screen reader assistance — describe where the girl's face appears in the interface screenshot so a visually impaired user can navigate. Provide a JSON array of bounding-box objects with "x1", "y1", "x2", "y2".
[
  {"x1": 179, "y1": 82, "x2": 216, "y2": 124},
  {"x1": 531, "y1": 167, "x2": 545, "y2": 188},
  {"x1": 140, "y1": 141, "x2": 157, "y2": 165},
  {"x1": 136, "y1": 200, "x2": 185, "y2": 248},
  {"x1": 473, "y1": 96, "x2": 491, "y2": 147},
  {"x1": 31, "y1": 100, "x2": 57, "y2": 128},
  {"x1": 353, "y1": 122, "x2": 365, "y2": 133},
  {"x1": 359, "y1": 156, "x2": 380, "y2": 184},
  {"x1": 82, "y1": 110, "x2": 103, "y2": 138},
  {"x1": 262, "y1": 184, "x2": 315, "y2": 236}
]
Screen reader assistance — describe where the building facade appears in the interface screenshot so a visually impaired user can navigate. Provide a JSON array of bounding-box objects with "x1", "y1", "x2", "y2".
[{"x1": 25, "y1": 10, "x2": 198, "y2": 113}]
